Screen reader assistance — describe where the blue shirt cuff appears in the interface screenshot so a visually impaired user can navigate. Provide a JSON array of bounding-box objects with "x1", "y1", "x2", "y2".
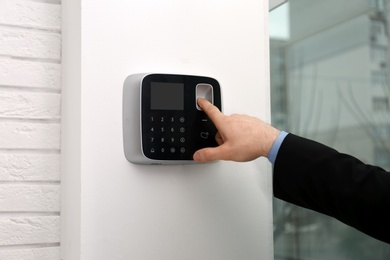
[{"x1": 267, "y1": 131, "x2": 288, "y2": 165}]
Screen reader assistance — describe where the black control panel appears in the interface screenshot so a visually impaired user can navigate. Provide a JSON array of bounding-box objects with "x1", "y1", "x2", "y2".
[{"x1": 141, "y1": 74, "x2": 221, "y2": 160}]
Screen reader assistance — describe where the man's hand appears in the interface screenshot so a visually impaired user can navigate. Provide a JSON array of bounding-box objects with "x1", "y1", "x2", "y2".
[{"x1": 193, "y1": 98, "x2": 280, "y2": 163}]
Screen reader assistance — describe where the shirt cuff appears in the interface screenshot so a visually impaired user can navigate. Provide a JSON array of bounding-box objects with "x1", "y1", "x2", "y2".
[{"x1": 267, "y1": 131, "x2": 289, "y2": 165}]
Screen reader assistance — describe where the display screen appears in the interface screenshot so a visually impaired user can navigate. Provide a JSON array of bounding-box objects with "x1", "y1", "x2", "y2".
[{"x1": 150, "y1": 82, "x2": 184, "y2": 110}]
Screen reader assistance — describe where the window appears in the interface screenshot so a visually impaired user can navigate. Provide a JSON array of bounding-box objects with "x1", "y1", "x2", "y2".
[
  {"x1": 371, "y1": 70, "x2": 388, "y2": 87},
  {"x1": 373, "y1": 124, "x2": 390, "y2": 139},
  {"x1": 374, "y1": 146, "x2": 390, "y2": 166},
  {"x1": 371, "y1": 44, "x2": 388, "y2": 63},
  {"x1": 371, "y1": 19, "x2": 384, "y2": 35},
  {"x1": 372, "y1": 96, "x2": 389, "y2": 111},
  {"x1": 270, "y1": 1, "x2": 390, "y2": 259},
  {"x1": 369, "y1": 0, "x2": 385, "y2": 11}
]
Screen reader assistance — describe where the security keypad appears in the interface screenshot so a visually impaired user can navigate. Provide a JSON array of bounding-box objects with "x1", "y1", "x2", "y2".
[
  {"x1": 123, "y1": 73, "x2": 222, "y2": 164},
  {"x1": 140, "y1": 74, "x2": 222, "y2": 161}
]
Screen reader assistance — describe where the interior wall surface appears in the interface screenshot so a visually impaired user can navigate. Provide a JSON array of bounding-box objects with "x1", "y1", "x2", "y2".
[{"x1": 61, "y1": 1, "x2": 273, "y2": 259}]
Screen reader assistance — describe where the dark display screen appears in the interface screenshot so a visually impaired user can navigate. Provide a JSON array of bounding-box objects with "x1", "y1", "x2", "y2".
[{"x1": 150, "y1": 82, "x2": 184, "y2": 110}]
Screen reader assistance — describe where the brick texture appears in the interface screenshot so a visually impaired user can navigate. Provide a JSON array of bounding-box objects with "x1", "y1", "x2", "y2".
[{"x1": 0, "y1": 0, "x2": 61, "y2": 258}]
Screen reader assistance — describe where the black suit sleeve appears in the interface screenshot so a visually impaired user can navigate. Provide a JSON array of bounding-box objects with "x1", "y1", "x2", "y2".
[{"x1": 273, "y1": 134, "x2": 390, "y2": 244}]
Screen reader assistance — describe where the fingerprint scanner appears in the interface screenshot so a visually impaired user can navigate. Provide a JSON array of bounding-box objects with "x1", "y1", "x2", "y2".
[{"x1": 196, "y1": 83, "x2": 213, "y2": 110}]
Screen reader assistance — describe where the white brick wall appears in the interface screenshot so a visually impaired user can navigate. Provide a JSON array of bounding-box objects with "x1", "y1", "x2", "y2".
[{"x1": 0, "y1": 0, "x2": 61, "y2": 259}]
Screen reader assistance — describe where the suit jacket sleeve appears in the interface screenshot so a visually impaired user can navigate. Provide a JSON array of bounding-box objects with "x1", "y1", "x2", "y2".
[{"x1": 273, "y1": 133, "x2": 390, "y2": 244}]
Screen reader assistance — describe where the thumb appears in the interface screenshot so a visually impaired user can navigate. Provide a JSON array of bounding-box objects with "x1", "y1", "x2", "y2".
[{"x1": 193, "y1": 146, "x2": 225, "y2": 162}]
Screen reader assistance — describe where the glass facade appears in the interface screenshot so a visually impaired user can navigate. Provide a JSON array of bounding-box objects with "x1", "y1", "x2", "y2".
[{"x1": 270, "y1": 0, "x2": 390, "y2": 259}]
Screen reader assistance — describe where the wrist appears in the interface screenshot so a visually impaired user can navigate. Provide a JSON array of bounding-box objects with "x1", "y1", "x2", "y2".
[{"x1": 261, "y1": 125, "x2": 281, "y2": 158}]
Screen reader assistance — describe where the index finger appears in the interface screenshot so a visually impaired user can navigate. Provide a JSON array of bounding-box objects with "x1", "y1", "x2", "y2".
[{"x1": 197, "y1": 98, "x2": 225, "y2": 127}]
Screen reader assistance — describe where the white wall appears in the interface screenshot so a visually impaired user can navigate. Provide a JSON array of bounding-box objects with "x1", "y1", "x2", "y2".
[
  {"x1": 0, "y1": 0, "x2": 61, "y2": 259},
  {"x1": 62, "y1": 0, "x2": 273, "y2": 259}
]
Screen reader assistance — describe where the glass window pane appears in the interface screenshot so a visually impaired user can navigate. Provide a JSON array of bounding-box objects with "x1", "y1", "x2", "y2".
[{"x1": 270, "y1": 1, "x2": 390, "y2": 259}]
